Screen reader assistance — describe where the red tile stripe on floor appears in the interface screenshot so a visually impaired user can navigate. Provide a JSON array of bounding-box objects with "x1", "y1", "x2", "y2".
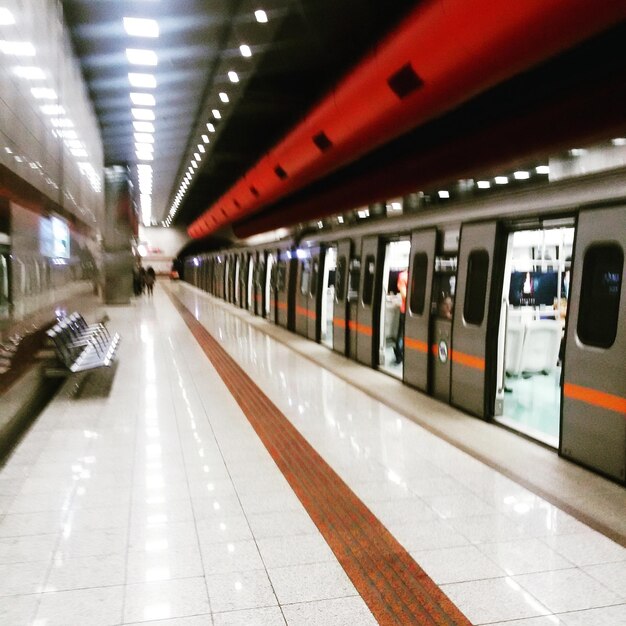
[{"x1": 168, "y1": 289, "x2": 471, "y2": 625}]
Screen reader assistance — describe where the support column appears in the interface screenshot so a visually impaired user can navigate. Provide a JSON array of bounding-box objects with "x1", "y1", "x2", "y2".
[{"x1": 102, "y1": 166, "x2": 136, "y2": 305}]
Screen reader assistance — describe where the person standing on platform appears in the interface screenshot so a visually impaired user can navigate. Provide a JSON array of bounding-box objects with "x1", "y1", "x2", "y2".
[
  {"x1": 145, "y1": 266, "x2": 156, "y2": 297},
  {"x1": 394, "y1": 268, "x2": 408, "y2": 364}
]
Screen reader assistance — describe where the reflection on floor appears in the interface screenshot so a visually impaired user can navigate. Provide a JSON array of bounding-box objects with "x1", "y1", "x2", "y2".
[
  {"x1": 498, "y1": 367, "x2": 561, "y2": 448},
  {"x1": 379, "y1": 343, "x2": 403, "y2": 379}
]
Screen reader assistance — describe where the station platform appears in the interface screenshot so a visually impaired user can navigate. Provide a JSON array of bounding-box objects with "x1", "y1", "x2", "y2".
[{"x1": 0, "y1": 281, "x2": 625, "y2": 625}]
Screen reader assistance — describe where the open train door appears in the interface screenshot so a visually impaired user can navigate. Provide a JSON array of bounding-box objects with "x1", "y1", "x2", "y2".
[
  {"x1": 307, "y1": 251, "x2": 320, "y2": 341},
  {"x1": 451, "y1": 222, "x2": 500, "y2": 418},
  {"x1": 332, "y1": 240, "x2": 351, "y2": 354},
  {"x1": 404, "y1": 228, "x2": 437, "y2": 391},
  {"x1": 561, "y1": 206, "x2": 625, "y2": 483},
  {"x1": 356, "y1": 236, "x2": 381, "y2": 367}
]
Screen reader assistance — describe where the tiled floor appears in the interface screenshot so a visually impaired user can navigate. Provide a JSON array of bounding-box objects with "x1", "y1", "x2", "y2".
[{"x1": 0, "y1": 282, "x2": 624, "y2": 625}]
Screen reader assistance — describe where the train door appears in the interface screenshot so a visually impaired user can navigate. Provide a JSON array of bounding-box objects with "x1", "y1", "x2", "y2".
[
  {"x1": 321, "y1": 245, "x2": 337, "y2": 349},
  {"x1": 333, "y1": 241, "x2": 352, "y2": 354},
  {"x1": 234, "y1": 256, "x2": 241, "y2": 306},
  {"x1": 450, "y1": 222, "x2": 499, "y2": 418},
  {"x1": 308, "y1": 250, "x2": 320, "y2": 341},
  {"x1": 255, "y1": 252, "x2": 265, "y2": 316},
  {"x1": 247, "y1": 254, "x2": 255, "y2": 312},
  {"x1": 224, "y1": 257, "x2": 231, "y2": 301},
  {"x1": 404, "y1": 229, "x2": 437, "y2": 391},
  {"x1": 266, "y1": 251, "x2": 276, "y2": 322},
  {"x1": 355, "y1": 236, "x2": 381, "y2": 367},
  {"x1": 377, "y1": 239, "x2": 410, "y2": 379},
  {"x1": 0, "y1": 247, "x2": 10, "y2": 321},
  {"x1": 276, "y1": 251, "x2": 290, "y2": 328},
  {"x1": 494, "y1": 223, "x2": 574, "y2": 447},
  {"x1": 561, "y1": 206, "x2": 625, "y2": 482},
  {"x1": 216, "y1": 256, "x2": 225, "y2": 299},
  {"x1": 295, "y1": 252, "x2": 311, "y2": 337}
]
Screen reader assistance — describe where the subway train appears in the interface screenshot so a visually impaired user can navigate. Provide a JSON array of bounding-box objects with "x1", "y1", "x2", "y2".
[{"x1": 183, "y1": 169, "x2": 625, "y2": 486}]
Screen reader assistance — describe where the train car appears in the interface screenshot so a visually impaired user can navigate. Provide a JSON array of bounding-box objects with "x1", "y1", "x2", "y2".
[{"x1": 186, "y1": 170, "x2": 625, "y2": 484}]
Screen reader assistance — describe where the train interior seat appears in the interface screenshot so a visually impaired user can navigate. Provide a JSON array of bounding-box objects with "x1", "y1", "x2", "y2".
[
  {"x1": 519, "y1": 319, "x2": 562, "y2": 374},
  {"x1": 505, "y1": 321, "x2": 525, "y2": 376}
]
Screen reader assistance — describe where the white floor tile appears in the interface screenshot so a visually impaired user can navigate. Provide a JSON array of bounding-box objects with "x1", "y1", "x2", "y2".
[
  {"x1": 205, "y1": 569, "x2": 278, "y2": 613},
  {"x1": 478, "y1": 538, "x2": 575, "y2": 575},
  {"x1": 559, "y1": 604, "x2": 626, "y2": 625},
  {"x1": 545, "y1": 532, "x2": 626, "y2": 567},
  {"x1": 583, "y1": 561, "x2": 626, "y2": 600},
  {"x1": 0, "y1": 559, "x2": 49, "y2": 595},
  {"x1": 281, "y1": 595, "x2": 377, "y2": 626},
  {"x1": 256, "y1": 533, "x2": 335, "y2": 569},
  {"x1": 45, "y1": 553, "x2": 126, "y2": 591},
  {"x1": 201, "y1": 539, "x2": 265, "y2": 575},
  {"x1": 213, "y1": 606, "x2": 286, "y2": 625}
]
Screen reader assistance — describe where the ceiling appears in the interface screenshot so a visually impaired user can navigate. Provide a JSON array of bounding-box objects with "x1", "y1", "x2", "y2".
[{"x1": 61, "y1": 0, "x2": 415, "y2": 228}]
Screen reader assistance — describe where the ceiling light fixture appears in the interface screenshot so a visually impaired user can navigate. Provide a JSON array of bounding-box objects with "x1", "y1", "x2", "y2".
[
  {"x1": 30, "y1": 87, "x2": 58, "y2": 100},
  {"x1": 136, "y1": 151, "x2": 153, "y2": 161},
  {"x1": 513, "y1": 170, "x2": 530, "y2": 180},
  {"x1": 13, "y1": 66, "x2": 45, "y2": 80},
  {"x1": 125, "y1": 48, "x2": 158, "y2": 66},
  {"x1": 130, "y1": 92, "x2": 155, "y2": 106},
  {"x1": 134, "y1": 133, "x2": 154, "y2": 144},
  {"x1": 123, "y1": 17, "x2": 159, "y2": 38},
  {"x1": 201, "y1": 134, "x2": 209, "y2": 143},
  {"x1": 227, "y1": 71, "x2": 239, "y2": 83},
  {"x1": 535, "y1": 165, "x2": 550, "y2": 174},
  {"x1": 239, "y1": 44, "x2": 252, "y2": 58},
  {"x1": 136, "y1": 143, "x2": 153, "y2": 152},
  {"x1": 133, "y1": 121, "x2": 155, "y2": 133},
  {"x1": 128, "y1": 73, "x2": 156, "y2": 88},
  {"x1": 0, "y1": 41, "x2": 36, "y2": 56},
  {"x1": 219, "y1": 92, "x2": 229, "y2": 103},
  {"x1": 255, "y1": 9, "x2": 268, "y2": 23},
  {"x1": 206, "y1": 123, "x2": 215, "y2": 133},
  {"x1": 132, "y1": 108, "x2": 155, "y2": 121},
  {"x1": 198, "y1": 144, "x2": 205, "y2": 153},
  {"x1": 0, "y1": 8, "x2": 16, "y2": 25},
  {"x1": 438, "y1": 190, "x2": 450, "y2": 199},
  {"x1": 212, "y1": 109, "x2": 221, "y2": 119},
  {"x1": 476, "y1": 180, "x2": 491, "y2": 189},
  {"x1": 495, "y1": 176, "x2": 508, "y2": 184}
]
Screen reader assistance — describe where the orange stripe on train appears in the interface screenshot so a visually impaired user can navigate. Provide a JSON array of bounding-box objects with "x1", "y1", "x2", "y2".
[{"x1": 564, "y1": 382, "x2": 626, "y2": 415}]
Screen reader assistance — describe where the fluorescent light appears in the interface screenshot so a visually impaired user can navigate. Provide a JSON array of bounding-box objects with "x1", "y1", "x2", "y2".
[
  {"x1": 337, "y1": 216, "x2": 344, "y2": 224},
  {"x1": 202, "y1": 134, "x2": 209, "y2": 143},
  {"x1": 31, "y1": 87, "x2": 58, "y2": 100},
  {"x1": 198, "y1": 144, "x2": 205, "y2": 153},
  {"x1": 71, "y1": 148, "x2": 88, "y2": 157},
  {"x1": 0, "y1": 8, "x2": 15, "y2": 25},
  {"x1": 476, "y1": 180, "x2": 491, "y2": 189},
  {"x1": 569, "y1": 148, "x2": 586, "y2": 156},
  {"x1": 495, "y1": 176, "x2": 508, "y2": 185},
  {"x1": 191, "y1": 160, "x2": 197, "y2": 168},
  {"x1": 219, "y1": 92, "x2": 229, "y2": 103},
  {"x1": 13, "y1": 66, "x2": 45, "y2": 80},
  {"x1": 255, "y1": 10, "x2": 268, "y2": 23},
  {"x1": 65, "y1": 140, "x2": 84, "y2": 149},
  {"x1": 0, "y1": 41, "x2": 36, "y2": 56},
  {"x1": 136, "y1": 151, "x2": 153, "y2": 161},
  {"x1": 212, "y1": 109, "x2": 221, "y2": 119},
  {"x1": 128, "y1": 73, "x2": 156, "y2": 88},
  {"x1": 194, "y1": 153, "x2": 200, "y2": 160},
  {"x1": 513, "y1": 170, "x2": 530, "y2": 180},
  {"x1": 50, "y1": 118, "x2": 73, "y2": 128},
  {"x1": 123, "y1": 17, "x2": 159, "y2": 38},
  {"x1": 40, "y1": 104, "x2": 65, "y2": 116},
  {"x1": 126, "y1": 48, "x2": 158, "y2": 66},
  {"x1": 133, "y1": 121, "x2": 155, "y2": 133},
  {"x1": 134, "y1": 133, "x2": 154, "y2": 143},
  {"x1": 132, "y1": 108, "x2": 155, "y2": 121},
  {"x1": 239, "y1": 44, "x2": 252, "y2": 58},
  {"x1": 228, "y1": 71, "x2": 239, "y2": 83},
  {"x1": 535, "y1": 165, "x2": 550, "y2": 174},
  {"x1": 206, "y1": 123, "x2": 215, "y2": 133},
  {"x1": 130, "y1": 92, "x2": 155, "y2": 106},
  {"x1": 136, "y1": 143, "x2": 154, "y2": 152},
  {"x1": 357, "y1": 209, "x2": 369, "y2": 218},
  {"x1": 438, "y1": 190, "x2": 450, "y2": 199},
  {"x1": 611, "y1": 138, "x2": 626, "y2": 146},
  {"x1": 57, "y1": 130, "x2": 77, "y2": 139}
]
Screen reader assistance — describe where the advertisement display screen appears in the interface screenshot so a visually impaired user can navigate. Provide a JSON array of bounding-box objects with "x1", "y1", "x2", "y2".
[{"x1": 40, "y1": 216, "x2": 70, "y2": 258}]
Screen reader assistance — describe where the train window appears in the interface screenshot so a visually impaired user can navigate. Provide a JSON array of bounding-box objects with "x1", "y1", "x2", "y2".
[
  {"x1": 577, "y1": 243, "x2": 623, "y2": 348},
  {"x1": 276, "y1": 262, "x2": 287, "y2": 292},
  {"x1": 463, "y1": 249, "x2": 489, "y2": 325},
  {"x1": 310, "y1": 259, "x2": 319, "y2": 296},
  {"x1": 409, "y1": 253, "x2": 428, "y2": 315},
  {"x1": 300, "y1": 260, "x2": 311, "y2": 295},
  {"x1": 362, "y1": 254, "x2": 376, "y2": 306},
  {"x1": 336, "y1": 256, "x2": 347, "y2": 301},
  {"x1": 348, "y1": 258, "x2": 361, "y2": 302}
]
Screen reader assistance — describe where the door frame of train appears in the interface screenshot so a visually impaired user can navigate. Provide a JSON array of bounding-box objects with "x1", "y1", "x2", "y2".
[
  {"x1": 356, "y1": 236, "x2": 382, "y2": 367},
  {"x1": 450, "y1": 221, "x2": 505, "y2": 419},
  {"x1": 404, "y1": 228, "x2": 437, "y2": 391},
  {"x1": 561, "y1": 206, "x2": 625, "y2": 483},
  {"x1": 332, "y1": 240, "x2": 352, "y2": 355}
]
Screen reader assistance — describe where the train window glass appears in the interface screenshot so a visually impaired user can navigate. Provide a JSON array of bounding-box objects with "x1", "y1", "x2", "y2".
[
  {"x1": 310, "y1": 259, "x2": 319, "y2": 296},
  {"x1": 432, "y1": 256, "x2": 457, "y2": 319},
  {"x1": 348, "y1": 258, "x2": 361, "y2": 302},
  {"x1": 577, "y1": 243, "x2": 623, "y2": 348},
  {"x1": 464, "y1": 249, "x2": 489, "y2": 325},
  {"x1": 336, "y1": 256, "x2": 347, "y2": 301},
  {"x1": 409, "y1": 252, "x2": 427, "y2": 315},
  {"x1": 300, "y1": 260, "x2": 311, "y2": 295},
  {"x1": 277, "y1": 262, "x2": 287, "y2": 292},
  {"x1": 362, "y1": 255, "x2": 375, "y2": 306}
]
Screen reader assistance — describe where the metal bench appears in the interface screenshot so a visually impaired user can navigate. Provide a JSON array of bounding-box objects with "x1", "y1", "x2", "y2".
[{"x1": 46, "y1": 312, "x2": 120, "y2": 374}]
